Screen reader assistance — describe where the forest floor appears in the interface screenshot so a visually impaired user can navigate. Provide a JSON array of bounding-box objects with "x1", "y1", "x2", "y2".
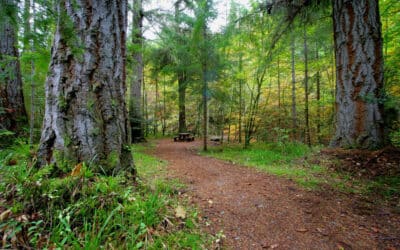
[{"x1": 150, "y1": 139, "x2": 400, "y2": 250}]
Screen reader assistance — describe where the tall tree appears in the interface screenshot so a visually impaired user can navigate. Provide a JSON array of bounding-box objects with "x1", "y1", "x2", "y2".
[
  {"x1": 238, "y1": 48, "x2": 244, "y2": 143},
  {"x1": 290, "y1": 30, "x2": 298, "y2": 140},
  {"x1": 191, "y1": 0, "x2": 216, "y2": 150},
  {"x1": 0, "y1": 0, "x2": 28, "y2": 133},
  {"x1": 315, "y1": 41, "x2": 322, "y2": 143},
  {"x1": 130, "y1": 0, "x2": 145, "y2": 142},
  {"x1": 331, "y1": 0, "x2": 385, "y2": 148},
  {"x1": 153, "y1": 75, "x2": 160, "y2": 135},
  {"x1": 23, "y1": 0, "x2": 36, "y2": 147},
  {"x1": 277, "y1": 55, "x2": 281, "y2": 127},
  {"x1": 174, "y1": 0, "x2": 194, "y2": 133},
  {"x1": 37, "y1": 0, "x2": 133, "y2": 175},
  {"x1": 303, "y1": 25, "x2": 311, "y2": 147}
]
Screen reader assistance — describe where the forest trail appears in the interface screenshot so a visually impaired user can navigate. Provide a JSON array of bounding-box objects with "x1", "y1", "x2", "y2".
[{"x1": 151, "y1": 139, "x2": 399, "y2": 250}]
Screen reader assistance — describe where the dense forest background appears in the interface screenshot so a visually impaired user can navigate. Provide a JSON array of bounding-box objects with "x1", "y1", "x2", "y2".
[
  {"x1": 0, "y1": 0, "x2": 399, "y2": 150},
  {"x1": 1, "y1": 0, "x2": 400, "y2": 249}
]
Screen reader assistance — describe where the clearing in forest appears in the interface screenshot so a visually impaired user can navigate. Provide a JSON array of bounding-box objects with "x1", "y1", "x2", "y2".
[{"x1": 151, "y1": 139, "x2": 400, "y2": 249}]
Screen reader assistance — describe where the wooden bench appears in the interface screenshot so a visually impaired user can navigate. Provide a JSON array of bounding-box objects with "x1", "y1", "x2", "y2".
[{"x1": 174, "y1": 132, "x2": 195, "y2": 142}]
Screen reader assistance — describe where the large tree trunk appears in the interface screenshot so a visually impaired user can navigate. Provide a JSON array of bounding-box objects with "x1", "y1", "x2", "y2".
[
  {"x1": 130, "y1": 0, "x2": 144, "y2": 143},
  {"x1": 331, "y1": 0, "x2": 384, "y2": 149},
  {"x1": 37, "y1": 0, "x2": 133, "y2": 175},
  {"x1": 0, "y1": 0, "x2": 28, "y2": 133}
]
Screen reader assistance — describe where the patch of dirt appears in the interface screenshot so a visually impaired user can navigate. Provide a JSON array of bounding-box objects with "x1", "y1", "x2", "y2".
[
  {"x1": 320, "y1": 146, "x2": 400, "y2": 178},
  {"x1": 151, "y1": 139, "x2": 400, "y2": 249}
]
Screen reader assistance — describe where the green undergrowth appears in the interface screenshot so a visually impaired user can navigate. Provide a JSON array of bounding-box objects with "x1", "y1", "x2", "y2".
[
  {"x1": 364, "y1": 176, "x2": 400, "y2": 201},
  {"x1": 0, "y1": 141, "x2": 207, "y2": 249},
  {"x1": 201, "y1": 143, "x2": 400, "y2": 202},
  {"x1": 202, "y1": 142, "x2": 323, "y2": 189}
]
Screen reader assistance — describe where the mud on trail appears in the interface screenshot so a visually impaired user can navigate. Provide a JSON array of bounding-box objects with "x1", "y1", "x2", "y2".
[{"x1": 151, "y1": 139, "x2": 400, "y2": 250}]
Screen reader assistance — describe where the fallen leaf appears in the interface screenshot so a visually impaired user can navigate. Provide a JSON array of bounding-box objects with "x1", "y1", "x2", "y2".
[
  {"x1": 71, "y1": 162, "x2": 83, "y2": 177},
  {"x1": 336, "y1": 244, "x2": 345, "y2": 250},
  {"x1": 316, "y1": 227, "x2": 329, "y2": 236},
  {"x1": 175, "y1": 205, "x2": 186, "y2": 219},
  {"x1": 296, "y1": 228, "x2": 308, "y2": 233},
  {"x1": 3, "y1": 230, "x2": 11, "y2": 246},
  {"x1": 270, "y1": 244, "x2": 279, "y2": 249},
  {"x1": 7, "y1": 159, "x2": 17, "y2": 166},
  {"x1": 0, "y1": 209, "x2": 12, "y2": 222},
  {"x1": 16, "y1": 214, "x2": 28, "y2": 222},
  {"x1": 371, "y1": 227, "x2": 379, "y2": 233},
  {"x1": 337, "y1": 241, "x2": 352, "y2": 249}
]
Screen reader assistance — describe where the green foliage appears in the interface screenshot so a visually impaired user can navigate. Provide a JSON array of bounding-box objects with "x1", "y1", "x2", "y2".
[
  {"x1": 204, "y1": 142, "x2": 311, "y2": 164},
  {"x1": 366, "y1": 176, "x2": 400, "y2": 199},
  {"x1": 0, "y1": 129, "x2": 15, "y2": 147},
  {"x1": 389, "y1": 127, "x2": 400, "y2": 148},
  {"x1": 0, "y1": 142, "x2": 207, "y2": 249}
]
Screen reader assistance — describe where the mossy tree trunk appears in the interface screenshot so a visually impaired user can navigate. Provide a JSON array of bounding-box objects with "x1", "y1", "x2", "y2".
[
  {"x1": 0, "y1": 0, "x2": 28, "y2": 134},
  {"x1": 37, "y1": 0, "x2": 133, "y2": 175},
  {"x1": 331, "y1": 0, "x2": 384, "y2": 149}
]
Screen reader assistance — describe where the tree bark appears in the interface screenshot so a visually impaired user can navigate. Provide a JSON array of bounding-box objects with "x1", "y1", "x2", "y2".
[
  {"x1": 331, "y1": 0, "x2": 384, "y2": 149},
  {"x1": 37, "y1": 0, "x2": 133, "y2": 175},
  {"x1": 0, "y1": 0, "x2": 28, "y2": 133},
  {"x1": 130, "y1": 0, "x2": 144, "y2": 143}
]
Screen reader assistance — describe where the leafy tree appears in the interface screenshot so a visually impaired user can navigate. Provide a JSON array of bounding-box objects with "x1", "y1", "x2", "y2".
[{"x1": 192, "y1": 0, "x2": 217, "y2": 150}]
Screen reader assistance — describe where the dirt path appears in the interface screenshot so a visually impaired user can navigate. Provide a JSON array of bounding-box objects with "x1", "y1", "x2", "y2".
[{"x1": 151, "y1": 139, "x2": 400, "y2": 250}]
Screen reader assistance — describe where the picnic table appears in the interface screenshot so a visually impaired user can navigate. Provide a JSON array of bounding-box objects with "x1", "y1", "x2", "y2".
[{"x1": 174, "y1": 132, "x2": 195, "y2": 142}]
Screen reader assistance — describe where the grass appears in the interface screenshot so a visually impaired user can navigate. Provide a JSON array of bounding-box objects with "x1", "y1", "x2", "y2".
[
  {"x1": 365, "y1": 176, "x2": 400, "y2": 200},
  {"x1": 202, "y1": 142, "x2": 325, "y2": 189},
  {"x1": 201, "y1": 142, "x2": 400, "y2": 202},
  {"x1": 0, "y1": 141, "x2": 208, "y2": 249}
]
